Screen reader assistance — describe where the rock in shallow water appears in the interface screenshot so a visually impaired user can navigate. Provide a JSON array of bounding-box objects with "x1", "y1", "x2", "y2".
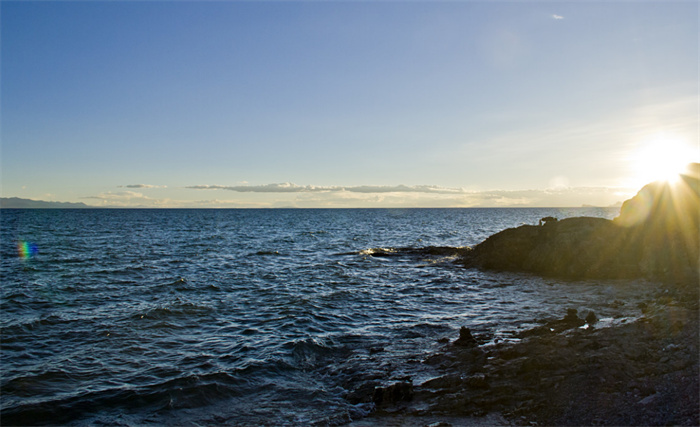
[
  {"x1": 585, "y1": 311, "x2": 598, "y2": 325},
  {"x1": 453, "y1": 327, "x2": 478, "y2": 347}
]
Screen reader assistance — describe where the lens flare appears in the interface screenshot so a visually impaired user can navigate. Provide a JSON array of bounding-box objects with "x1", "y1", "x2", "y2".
[
  {"x1": 17, "y1": 240, "x2": 39, "y2": 259},
  {"x1": 629, "y1": 134, "x2": 699, "y2": 188}
]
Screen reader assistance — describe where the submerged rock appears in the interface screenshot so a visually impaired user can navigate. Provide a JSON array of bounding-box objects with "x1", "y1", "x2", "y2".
[{"x1": 462, "y1": 164, "x2": 699, "y2": 286}]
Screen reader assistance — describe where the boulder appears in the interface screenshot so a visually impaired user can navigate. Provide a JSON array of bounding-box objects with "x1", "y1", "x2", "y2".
[
  {"x1": 462, "y1": 164, "x2": 699, "y2": 286},
  {"x1": 585, "y1": 311, "x2": 598, "y2": 325},
  {"x1": 454, "y1": 326, "x2": 479, "y2": 347}
]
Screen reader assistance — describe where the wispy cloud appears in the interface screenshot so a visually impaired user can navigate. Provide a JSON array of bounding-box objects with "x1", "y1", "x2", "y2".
[
  {"x1": 82, "y1": 191, "x2": 143, "y2": 200},
  {"x1": 186, "y1": 183, "x2": 466, "y2": 194},
  {"x1": 81, "y1": 191, "x2": 172, "y2": 207},
  {"x1": 283, "y1": 186, "x2": 633, "y2": 209},
  {"x1": 77, "y1": 184, "x2": 634, "y2": 209},
  {"x1": 184, "y1": 182, "x2": 635, "y2": 208},
  {"x1": 118, "y1": 184, "x2": 167, "y2": 189},
  {"x1": 551, "y1": 14, "x2": 564, "y2": 20}
]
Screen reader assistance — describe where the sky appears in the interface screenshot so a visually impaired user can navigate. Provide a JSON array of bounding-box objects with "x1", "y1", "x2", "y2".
[{"x1": 2, "y1": 0, "x2": 698, "y2": 208}]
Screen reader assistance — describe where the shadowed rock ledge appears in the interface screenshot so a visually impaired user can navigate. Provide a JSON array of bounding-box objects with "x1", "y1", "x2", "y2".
[{"x1": 462, "y1": 163, "x2": 699, "y2": 287}]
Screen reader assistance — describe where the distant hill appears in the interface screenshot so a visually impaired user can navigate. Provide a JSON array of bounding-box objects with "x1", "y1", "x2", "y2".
[{"x1": 0, "y1": 197, "x2": 93, "y2": 209}]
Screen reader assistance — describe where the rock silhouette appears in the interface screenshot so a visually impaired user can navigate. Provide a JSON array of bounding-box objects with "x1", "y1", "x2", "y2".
[{"x1": 462, "y1": 163, "x2": 699, "y2": 286}]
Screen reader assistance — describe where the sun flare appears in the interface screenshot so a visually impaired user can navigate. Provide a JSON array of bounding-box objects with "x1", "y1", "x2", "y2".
[{"x1": 629, "y1": 134, "x2": 699, "y2": 188}]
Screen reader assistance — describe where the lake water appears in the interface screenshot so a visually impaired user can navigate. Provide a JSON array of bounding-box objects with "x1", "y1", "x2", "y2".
[{"x1": 1, "y1": 208, "x2": 662, "y2": 425}]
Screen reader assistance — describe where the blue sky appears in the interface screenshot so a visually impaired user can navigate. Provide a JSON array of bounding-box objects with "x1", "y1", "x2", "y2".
[{"x1": 2, "y1": 1, "x2": 698, "y2": 207}]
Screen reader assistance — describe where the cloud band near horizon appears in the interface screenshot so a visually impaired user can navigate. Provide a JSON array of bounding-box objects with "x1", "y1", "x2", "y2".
[
  {"x1": 186, "y1": 183, "x2": 467, "y2": 194},
  {"x1": 118, "y1": 184, "x2": 167, "y2": 189}
]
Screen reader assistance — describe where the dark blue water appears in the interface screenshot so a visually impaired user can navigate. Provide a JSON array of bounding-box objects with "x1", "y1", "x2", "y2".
[{"x1": 1, "y1": 208, "x2": 660, "y2": 425}]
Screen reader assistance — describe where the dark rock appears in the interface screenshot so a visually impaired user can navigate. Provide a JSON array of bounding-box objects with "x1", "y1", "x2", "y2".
[
  {"x1": 461, "y1": 163, "x2": 699, "y2": 286},
  {"x1": 372, "y1": 381, "x2": 413, "y2": 405},
  {"x1": 369, "y1": 346, "x2": 385, "y2": 355},
  {"x1": 458, "y1": 346, "x2": 487, "y2": 372},
  {"x1": 363, "y1": 293, "x2": 698, "y2": 427},
  {"x1": 499, "y1": 346, "x2": 527, "y2": 360},
  {"x1": 421, "y1": 374, "x2": 464, "y2": 390},
  {"x1": 346, "y1": 382, "x2": 379, "y2": 404},
  {"x1": 585, "y1": 311, "x2": 598, "y2": 325},
  {"x1": 454, "y1": 326, "x2": 478, "y2": 347},
  {"x1": 517, "y1": 325, "x2": 553, "y2": 338},
  {"x1": 564, "y1": 308, "x2": 580, "y2": 322},
  {"x1": 539, "y1": 216, "x2": 558, "y2": 226},
  {"x1": 465, "y1": 373, "x2": 489, "y2": 388},
  {"x1": 549, "y1": 309, "x2": 586, "y2": 332}
]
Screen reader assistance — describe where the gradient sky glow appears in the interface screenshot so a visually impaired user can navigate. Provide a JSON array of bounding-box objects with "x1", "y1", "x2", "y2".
[{"x1": 2, "y1": 1, "x2": 698, "y2": 208}]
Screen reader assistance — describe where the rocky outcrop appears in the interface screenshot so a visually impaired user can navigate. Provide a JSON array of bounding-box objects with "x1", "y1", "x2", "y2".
[{"x1": 463, "y1": 164, "x2": 699, "y2": 286}]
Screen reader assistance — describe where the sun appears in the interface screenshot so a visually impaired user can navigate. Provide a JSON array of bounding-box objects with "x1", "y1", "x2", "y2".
[{"x1": 629, "y1": 134, "x2": 699, "y2": 188}]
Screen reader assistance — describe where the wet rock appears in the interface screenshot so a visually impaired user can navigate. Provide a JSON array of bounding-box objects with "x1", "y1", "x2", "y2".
[
  {"x1": 346, "y1": 381, "x2": 381, "y2": 404},
  {"x1": 421, "y1": 374, "x2": 464, "y2": 390},
  {"x1": 539, "y1": 216, "x2": 558, "y2": 226},
  {"x1": 465, "y1": 373, "x2": 489, "y2": 389},
  {"x1": 372, "y1": 381, "x2": 414, "y2": 405},
  {"x1": 585, "y1": 311, "x2": 598, "y2": 325},
  {"x1": 553, "y1": 309, "x2": 586, "y2": 331},
  {"x1": 453, "y1": 327, "x2": 478, "y2": 347},
  {"x1": 423, "y1": 352, "x2": 451, "y2": 367},
  {"x1": 563, "y1": 308, "x2": 580, "y2": 322},
  {"x1": 517, "y1": 325, "x2": 553, "y2": 339}
]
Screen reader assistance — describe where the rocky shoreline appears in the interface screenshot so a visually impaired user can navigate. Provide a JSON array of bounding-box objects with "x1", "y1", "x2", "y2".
[
  {"x1": 355, "y1": 285, "x2": 698, "y2": 426},
  {"x1": 352, "y1": 165, "x2": 699, "y2": 426}
]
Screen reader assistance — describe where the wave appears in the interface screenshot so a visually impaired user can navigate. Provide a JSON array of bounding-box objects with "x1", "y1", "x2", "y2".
[
  {"x1": 136, "y1": 301, "x2": 215, "y2": 321},
  {"x1": 2, "y1": 314, "x2": 74, "y2": 336},
  {"x1": 1, "y1": 372, "x2": 248, "y2": 426},
  {"x1": 357, "y1": 245, "x2": 470, "y2": 259},
  {"x1": 286, "y1": 337, "x2": 351, "y2": 370}
]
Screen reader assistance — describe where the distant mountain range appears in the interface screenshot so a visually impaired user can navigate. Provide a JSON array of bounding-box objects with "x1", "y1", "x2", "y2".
[{"x1": 0, "y1": 197, "x2": 93, "y2": 209}]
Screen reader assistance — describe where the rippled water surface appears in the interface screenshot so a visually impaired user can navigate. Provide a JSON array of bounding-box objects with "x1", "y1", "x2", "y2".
[{"x1": 1, "y1": 208, "x2": 661, "y2": 425}]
